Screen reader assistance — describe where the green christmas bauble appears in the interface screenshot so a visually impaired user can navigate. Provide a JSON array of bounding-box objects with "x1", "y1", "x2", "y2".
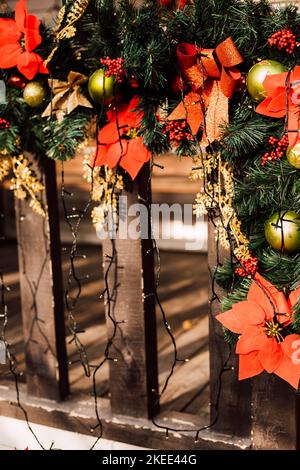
[
  {"x1": 246, "y1": 60, "x2": 287, "y2": 102},
  {"x1": 265, "y1": 211, "x2": 300, "y2": 253},
  {"x1": 287, "y1": 144, "x2": 300, "y2": 169},
  {"x1": 23, "y1": 81, "x2": 47, "y2": 108},
  {"x1": 88, "y1": 69, "x2": 116, "y2": 104}
]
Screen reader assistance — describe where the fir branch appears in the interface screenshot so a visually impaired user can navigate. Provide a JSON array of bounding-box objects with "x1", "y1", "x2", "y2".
[
  {"x1": 221, "y1": 113, "x2": 281, "y2": 163},
  {"x1": 42, "y1": 112, "x2": 91, "y2": 161}
]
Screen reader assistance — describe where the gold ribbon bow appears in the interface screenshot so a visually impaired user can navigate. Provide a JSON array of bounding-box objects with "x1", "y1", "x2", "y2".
[
  {"x1": 168, "y1": 37, "x2": 243, "y2": 144},
  {"x1": 42, "y1": 71, "x2": 93, "y2": 121}
]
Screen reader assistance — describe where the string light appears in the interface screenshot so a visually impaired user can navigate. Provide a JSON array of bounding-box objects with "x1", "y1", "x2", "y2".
[
  {"x1": 0, "y1": 207, "x2": 46, "y2": 449},
  {"x1": 3, "y1": 7, "x2": 295, "y2": 451}
]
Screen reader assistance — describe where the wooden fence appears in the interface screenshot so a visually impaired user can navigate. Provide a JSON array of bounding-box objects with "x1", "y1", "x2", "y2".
[{"x1": 0, "y1": 155, "x2": 299, "y2": 450}]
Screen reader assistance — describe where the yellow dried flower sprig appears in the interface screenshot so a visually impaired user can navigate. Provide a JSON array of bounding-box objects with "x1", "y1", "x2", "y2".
[
  {"x1": 0, "y1": 157, "x2": 11, "y2": 181},
  {"x1": 10, "y1": 155, "x2": 45, "y2": 217},
  {"x1": 83, "y1": 155, "x2": 124, "y2": 229},
  {"x1": 44, "y1": 0, "x2": 91, "y2": 67},
  {"x1": 192, "y1": 152, "x2": 251, "y2": 259}
]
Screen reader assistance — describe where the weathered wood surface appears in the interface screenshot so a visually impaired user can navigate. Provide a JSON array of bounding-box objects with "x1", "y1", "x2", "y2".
[
  {"x1": 0, "y1": 382, "x2": 251, "y2": 450},
  {"x1": 101, "y1": 166, "x2": 159, "y2": 419},
  {"x1": 14, "y1": 155, "x2": 68, "y2": 401},
  {"x1": 208, "y1": 223, "x2": 252, "y2": 437},
  {"x1": 1, "y1": 243, "x2": 209, "y2": 415},
  {"x1": 252, "y1": 374, "x2": 300, "y2": 450}
]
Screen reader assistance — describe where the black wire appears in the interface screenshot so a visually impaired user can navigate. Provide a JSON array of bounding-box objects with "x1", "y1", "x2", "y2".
[
  {"x1": 90, "y1": 83, "x2": 128, "y2": 450},
  {"x1": 0, "y1": 206, "x2": 46, "y2": 449}
]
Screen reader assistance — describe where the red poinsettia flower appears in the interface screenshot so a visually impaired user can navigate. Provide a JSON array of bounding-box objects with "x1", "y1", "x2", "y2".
[
  {"x1": 0, "y1": 0, "x2": 48, "y2": 80},
  {"x1": 95, "y1": 96, "x2": 151, "y2": 180},
  {"x1": 256, "y1": 66, "x2": 300, "y2": 149},
  {"x1": 217, "y1": 273, "x2": 300, "y2": 388}
]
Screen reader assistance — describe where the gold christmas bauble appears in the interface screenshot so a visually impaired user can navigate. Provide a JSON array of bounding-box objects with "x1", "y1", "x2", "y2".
[
  {"x1": 287, "y1": 144, "x2": 300, "y2": 169},
  {"x1": 88, "y1": 69, "x2": 116, "y2": 104},
  {"x1": 265, "y1": 210, "x2": 300, "y2": 253},
  {"x1": 246, "y1": 60, "x2": 287, "y2": 102},
  {"x1": 23, "y1": 81, "x2": 47, "y2": 108}
]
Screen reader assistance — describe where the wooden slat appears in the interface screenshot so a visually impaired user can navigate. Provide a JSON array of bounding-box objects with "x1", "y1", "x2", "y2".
[
  {"x1": 0, "y1": 186, "x2": 4, "y2": 240},
  {"x1": 208, "y1": 222, "x2": 252, "y2": 437},
  {"x1": 160, "y1": 348, "x2": 209, "y2": 411},
  {"x1": 14, "y1": 154, "x2": 69, "y2": 400},
  {"x1": 0, "y1": 382, "x2": 251, "y2": 450},
  {"x1": 102, "y1": 165, "x2": 159, "y2": 419},
  {"x1": 252, "y1": 374, "x2": 300, "y2": 450}
]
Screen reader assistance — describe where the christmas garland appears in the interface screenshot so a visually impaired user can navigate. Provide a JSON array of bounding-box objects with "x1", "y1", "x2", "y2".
[{"x1": 2, "y1": 0, "x2": 300, "y2": 389}]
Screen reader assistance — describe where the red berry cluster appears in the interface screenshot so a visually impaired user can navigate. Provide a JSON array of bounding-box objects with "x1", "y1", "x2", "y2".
[
  {"x1": 261, "y1": 134, "x2": 289, "y2": 166},
  {"x1": 165, "y1": 120, "x2": 193, "y2": 147},
  {"x1": 235, "y1": 255, "x2": 258, "y2": 277},
  {"x1": 176, "y1": 0, "x2": 188, "y2": 8},
  {"x1": 100, "y1": 57, "x2": 125, "y2": 83},
  {"x1": 268, "y1": 29, "x2": 299, "y2": 54},
  {"x1": 0, "y1": 118, "x2": 10, "y2": 129},
  {"x1": 158, "y1": 0, "x2": 188, "y2": 8}
]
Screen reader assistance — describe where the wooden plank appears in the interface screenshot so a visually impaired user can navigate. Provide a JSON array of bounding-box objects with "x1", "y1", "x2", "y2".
[
  {"x1": 159, "y1": 315, "x2": 208, "y2": 359},
  {"x1": 0, "y1": 185, "x2": 4, "y2": 240},
  {"x1": 0, "y1": 382, "x2": 251, "y2": 450},
  {"x1": 102, "y1": 164, "x2": 159, "y2": 419},
  {"x1": 208, "y1": 222, "x2": 252, "y2": 437},
  {"x1": 160, "y1": 348, "x2": 209, "y2": 411},
  {"x1": 14, "y1": 154, "x2": 69, "y2": 401},
  {"x1": 252, "y1": 373, "x2": 300, "y2": 450}
]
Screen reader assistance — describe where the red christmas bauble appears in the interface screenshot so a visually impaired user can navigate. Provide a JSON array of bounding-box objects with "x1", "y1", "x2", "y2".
[{"x1": 8, "y1": 75, "x2": 27, "y2": 90}]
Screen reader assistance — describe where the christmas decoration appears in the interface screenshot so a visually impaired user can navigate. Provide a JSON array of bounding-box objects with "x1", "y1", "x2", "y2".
[
  {"x1": 158, "y1": 0, "x2": 173, "y2": 6},
  {"x1": 193, "y1": 152, "x2": 251, "y2": 260},
  {"x1": 10, "y1": 155, "x2": 45, "y2": 217},
  {"x1": 265, "y1": 211, "x2": 300, "y2": 253},
  {"x1": 0, "y1": 118, "x2": 10, "y2": 129},
  {"x1": 176, "y1": 0, "x2": 189, "y2": 7},
  {"x1": 100, "y1": 57, "x2": 125, "y2": 84},
  {"x1": 95, "y1": 96, "x2": 151, "y2": 180},
  {"x1": 158, "y1": 0, "x2": 188, "y2": 8},
  {"x1": 171, "y1": 75, "x2": 187, "y2": 94},
  {"x1": 217, "y1": 273, "x2": 300, "y2": 388},
  {"x1": 42, "y1": 71, "x2": 93, "y2": 121},
  {"x1": 1, "y1": 0, "x2": 300, "y2": 411},
  {"x1": 0, "y1": 0, "x2": 48, "y2": 80},
  {"x1": 246, "y1": 60, "x2": 286, "y2": 102},
  {"x1": 256, "y1": 67, "x2": 300, "y2": 148},
  {"x1": 83, "y1": 157, "x2": 124, "y2": 231},
  {"x1": 261, "y1": 134, "x2": 289, "y2": 166},
  {"x1": 88, "y1": 69, "x2": 116, "y2": 105},
  {"x1": 0, "y1": 157, "x2": 11, "y2": 181},
  {"x1": 167, "y1": 37, "x2": 243, "y2": 143},
  {"x1": 44, "y1": 0, "x2": 90, "y2": 67},
  {"x1": 235, "y1": 254, "x2": 258, "y2": 277},
  {"x1": 23, "y1": 81, "x2": 47, "y2": 108},
  {"x1": 8, "y1": 75, "x2": 27, "y2": 90},
  {"x1": 286, "y1": 144, "x2": 300, "y2": 169},
  {"x1": 268, "y1": 29, "x2": 299, "y2": 55},
  {"x1": 165, "y1": 120, "x2": 194, "y2": 147}
]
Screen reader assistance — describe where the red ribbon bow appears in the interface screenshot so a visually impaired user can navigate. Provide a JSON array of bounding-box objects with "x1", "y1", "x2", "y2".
[{"x1": 168, "y1": 37, "x2": 243, "y2": 142}]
